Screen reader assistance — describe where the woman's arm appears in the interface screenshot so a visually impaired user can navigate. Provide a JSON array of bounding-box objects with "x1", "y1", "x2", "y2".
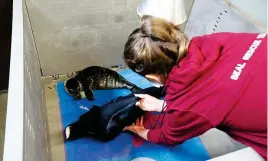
[
  {"x1": 135, "y1": 94, "x2": 167, "y2": 112},
  {"x1": 123, "y1": 116, "x2": 149, "y2": 140},
  {"x1": 125, "y1": 110, "x2": 214, "y2": 145},
  {"x1": 147, "y1": 110, "x2": 214, "y2": 145}
]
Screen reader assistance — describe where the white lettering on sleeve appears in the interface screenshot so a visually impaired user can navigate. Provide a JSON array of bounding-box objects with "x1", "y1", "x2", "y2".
[
  {"x1": 230, "y1": 71, "x2": 239, "y2": 80},
  {"x1": 230, "y1": 62, "x2": 246, "y2": 80},
  {"x1": 235, "y1": 62, "x2": 246, "y2": 72},
  {"x1": 257, "y1": 33, "x2": 267, "y2": 39},
  {"x1": 242, "y1": 40, "x2": 262, "y2": 61}
]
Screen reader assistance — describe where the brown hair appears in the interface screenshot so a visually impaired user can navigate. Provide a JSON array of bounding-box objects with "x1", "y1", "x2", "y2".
[{"x1": 123, "y1": 15, "x2": 189, "y2": 76}]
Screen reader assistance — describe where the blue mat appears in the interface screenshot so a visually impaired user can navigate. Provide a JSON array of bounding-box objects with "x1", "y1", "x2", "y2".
[{"x1": 56, "y1": 69, "x2": 211, "y2": 161}]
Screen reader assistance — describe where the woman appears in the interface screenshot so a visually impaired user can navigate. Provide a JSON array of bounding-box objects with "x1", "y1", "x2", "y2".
[{"x1": 122, "y1": 16, "x2": 267, "y2": 159}]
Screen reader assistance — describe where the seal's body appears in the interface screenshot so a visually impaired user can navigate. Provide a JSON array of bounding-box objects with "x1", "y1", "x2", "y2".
[
  {"x1": 65, "y1": 66, "x2": 141, "y2": 100},
  {"x1": 64, "y1": 86, "x2": 165, "y2": 142}
]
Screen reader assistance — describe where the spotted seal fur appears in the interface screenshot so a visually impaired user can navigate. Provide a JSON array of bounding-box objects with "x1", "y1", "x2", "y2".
[{"x1": 65, "y1": 66, "x2": 141, "y2": 100}]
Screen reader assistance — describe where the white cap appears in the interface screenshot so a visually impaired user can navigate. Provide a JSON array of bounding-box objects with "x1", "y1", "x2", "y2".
[{"x1": 137, "y1": 0, "x2": 187, "y2": 25}]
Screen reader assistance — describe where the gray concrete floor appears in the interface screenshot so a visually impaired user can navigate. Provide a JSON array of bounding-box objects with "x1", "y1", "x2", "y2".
[
  {"x1": 44, "y1": 83, "x2": 65, "y2": 161},
  {"x1": 0, "y1": 93, "x2": 8, "y2": 161}
]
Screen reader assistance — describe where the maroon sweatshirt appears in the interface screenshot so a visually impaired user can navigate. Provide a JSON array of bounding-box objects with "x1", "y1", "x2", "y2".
[{"x1": 147, "y1": 32, "x2": 267, "y2": 159}]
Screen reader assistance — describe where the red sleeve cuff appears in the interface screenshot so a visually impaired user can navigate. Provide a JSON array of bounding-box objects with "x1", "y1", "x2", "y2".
[{"x1": 147, "y1": 129, "x2": 162, "y2": 144}]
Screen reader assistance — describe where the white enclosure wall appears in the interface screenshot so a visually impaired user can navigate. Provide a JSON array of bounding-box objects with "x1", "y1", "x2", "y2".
[
  {"x1": 3, "y1": 0, "x2": 51, "y2": 161},
  {"x1": 23, "y1": 1, "x2": 52, "y2": 161},
  {"x1": 184, "y1": 0, "x2": 265, "y2": 39},
  {"x1": 23, "y1": 0, "x2": 195, "y2": 77},
  {"x1": 24, "y1": 0, "x2": 142, "y2": 76},
  {"x1": 3, "y1": 0, "x2": 24, "y2": 160},
  {"x1": 228, "y1": 0, "x2": 267, "y2": 29}
]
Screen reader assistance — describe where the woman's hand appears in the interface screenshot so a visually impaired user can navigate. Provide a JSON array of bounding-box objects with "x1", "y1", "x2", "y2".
[
  {"x1": 134, "y1": 94, "x2": 165, "y2": 112},
  {"x1": 123, "y1": 116, "x2": 149, "y2": 140}
]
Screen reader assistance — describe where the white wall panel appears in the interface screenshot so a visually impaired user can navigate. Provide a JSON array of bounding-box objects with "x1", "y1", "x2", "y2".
[
  {"x1": 23, "y1": 1, "x2": 51, "y2": 160},
  {"x1": 184, "y1": 0, "x2": 264, "y2": 39},
  {"x1": 25, "y1": 0, "x2": 141, "y2": 76}
]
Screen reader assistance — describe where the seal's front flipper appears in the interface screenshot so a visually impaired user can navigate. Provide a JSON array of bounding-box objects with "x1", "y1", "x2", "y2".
[
  {"x1": 65, "y1": 126, "x2": 72, "y2": 140},
  {"x1": 64, "y1": 123, "x2": 86, "y2": 141},
  {"x1": 85, "y1": 89, "x2": 95, "y2": 100},
  {"x1": 131, "y1": 86, "x2": 142, "y2": 93}
]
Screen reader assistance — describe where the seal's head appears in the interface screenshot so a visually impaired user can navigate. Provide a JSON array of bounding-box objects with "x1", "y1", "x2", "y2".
[{"x1": 65, "y1": 78, "x2": 82, "y2": 100}]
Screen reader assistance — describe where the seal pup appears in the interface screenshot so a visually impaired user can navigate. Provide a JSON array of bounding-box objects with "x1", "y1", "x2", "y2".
[
  {"x1": 64, "y1": 86, "x2": 165, "y2": 142},
  {"x1": 65, "y1": 66, "x2": 141, "y2": 100}
]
